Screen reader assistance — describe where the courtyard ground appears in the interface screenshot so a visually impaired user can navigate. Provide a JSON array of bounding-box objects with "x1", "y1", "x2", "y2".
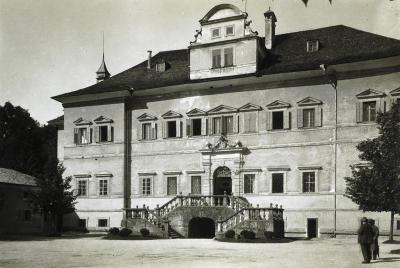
[{"x1": 0, "y1": 236, "x2": 399, "y2": 268}]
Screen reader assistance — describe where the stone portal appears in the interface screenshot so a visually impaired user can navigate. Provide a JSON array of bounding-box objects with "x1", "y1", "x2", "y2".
[
  {"x1": 213, "y1": 166, "x2": 232, "y2": 195},
  {"x1": 188, "y1": 217, "x2": 215, "y2": 238}
]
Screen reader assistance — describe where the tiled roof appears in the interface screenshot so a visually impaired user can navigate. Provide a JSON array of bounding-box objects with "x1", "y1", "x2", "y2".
[
  {"x1": 0, "y1": 168, "x2": 37, "y2": 186},
  {"x1": 53, "y1": 25, "x2": 400, "y2": 100},
  {"x1": 47, "y1": 115, "x2": 64, "y2": 125}
]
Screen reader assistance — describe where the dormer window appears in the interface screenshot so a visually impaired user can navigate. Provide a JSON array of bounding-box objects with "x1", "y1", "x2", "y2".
[
  {"x1": 225, "y1": 25, "x2": 234, "y2": 36},
  {"x1": 211, "y1": 27, "x2": 221, "y2": 38},
  {"x1": 307, "y1": 40, "x2": 319, "y2": 52}
]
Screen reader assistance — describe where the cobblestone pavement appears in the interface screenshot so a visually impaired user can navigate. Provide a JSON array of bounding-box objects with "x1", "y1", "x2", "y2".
[{"x1": 0, "y1": 237, "x2": 399, "y2": 268}]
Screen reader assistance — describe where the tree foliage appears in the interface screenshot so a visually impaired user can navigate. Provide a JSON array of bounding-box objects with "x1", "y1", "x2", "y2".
[
  {"x1": 345, "y1": 100, "x2": 400, "y2": 239},
  {"x1": 0, "y1": 101, "x2": 75, "y2": 233}
]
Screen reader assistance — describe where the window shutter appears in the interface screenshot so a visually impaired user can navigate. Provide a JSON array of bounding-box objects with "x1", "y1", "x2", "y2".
[
  {"x1": 176, "y1": 120, "x2": 182, "y2": 138},
  {"x1": 107, "y1": 126, "x2": 113, "y2": 142},
  {"x1": 186, "y1": 119, "x2": 191, "y2": 137},
  {"x1": 162, "y1": 121, "x2": 167, "y2": 138},
  {"x1": 74, "y1": 128, "x2": 78, "y2": 144},
  {"x1": 201, "y1": 118, "x2": 207, "y2": 136},
  {"x1": 94, "y1": 126, "x2": 100, "y2": 143},
  {"x1": 243, "y1": 113, "x2": 249, "y2": 133},
  {"x1": 266, "y1": 111, "x2": 273, "y2": 131},
  {"x1": 151, "y1": 122, "x2": 157, "y2": 140},
  {"x1": 283, "y1": 110, "x2": 290, "y2": 129},
  {"x1": 377, "y1": 98, "x2": 385, "y2": 113},
  {"x1": 137, "y1": 124, "x2": 143, "y2": 141},
  {"x1": 233, "y1": 114, "x2": 239, "y2": 133},
  {"x1": 356, "y1": 102, "x2": 363, "y2": 123},
  {"x1": 297, "y1": 108, "x2": 303, "y2": 128},
  {"x1": 315, "y1": 107, "x2": 322, "y2": 127},
  {"x1": 90, "y1": 128, "x2": 93, "y2": 143},
  {"x1": 208, "y1": 117, "x2": 213, "y2": 135}
]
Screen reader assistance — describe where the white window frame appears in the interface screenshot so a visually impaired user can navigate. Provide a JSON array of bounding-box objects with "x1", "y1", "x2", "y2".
[
  {"x1": 210, "y1": 115, "x2": 235, "y2": 135},
  {"x1": 270, "y1": 172, "x2": 286, "y2": 194},
  {"x1": 306, "y1": 40, "x2": 319, "y2": 52},
  {"x1": 297, "y1": 99, "x2": 323, "y2": 129},
  {"x1": 140, "y1": 176, "x2": 153, "y2": 196},
  {"x1": 166, "y1": 176, "x2": 179, "y2": 196},
  {"x1": 266, "y1": 101, "x2": 291, "y2": 131},
  {"x1": 186, "y1": 117, "x2": 206, "y2": 137},
  {"x1": 356, "y1": 90, "x2": 385, "y2": 124},
  {"x1": 93, "y1": 116, "x2": 114, "y2": 143},
  {"x1": 211, "y1": 27, "x2": 221, "y2": 39},
  {"x1": 243, "y1": 173, "x2": 256, "y2": 195},
  {"x1": 300, "y1": 170, "x2": 319, "y2": 193},
  {"x1": 98, "y1": 178, "x2": 109, "y2": 196},
  {"x1": 77, "y1": 179, "x2": 88, "y2": 197},
  {"x1": 225, "y1": 25, "x2": 235, "y2": 36}
]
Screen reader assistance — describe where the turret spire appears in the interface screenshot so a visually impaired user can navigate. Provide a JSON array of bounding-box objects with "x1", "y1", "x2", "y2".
[{"x1": 96, "y1": 32, "x2": 110, "y2": 83}]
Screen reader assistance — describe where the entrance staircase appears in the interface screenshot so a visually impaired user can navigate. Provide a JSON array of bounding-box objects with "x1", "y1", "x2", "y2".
[{"x1": 123, "y1": 194, "x2": 284, "y2": 238}]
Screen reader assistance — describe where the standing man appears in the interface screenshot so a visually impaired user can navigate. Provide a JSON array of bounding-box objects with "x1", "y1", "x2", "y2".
[
  {"x1": 357, "y1": 217, "x2": 374, "y2": 263},
  {"x1": 369, "y1": 219, "x2": 379, "y2": 260}
]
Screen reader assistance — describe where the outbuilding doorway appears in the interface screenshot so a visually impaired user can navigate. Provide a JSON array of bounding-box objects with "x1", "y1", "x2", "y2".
[
  {"x1": 307, "y1": 218, "x2": 318, "y2": 238},
  {"x1": 213, "y1": 166, "x2": 232, "y2": 195},
  {"x1": 188, "y1": 217, "x2": 215, "y2": 238}
]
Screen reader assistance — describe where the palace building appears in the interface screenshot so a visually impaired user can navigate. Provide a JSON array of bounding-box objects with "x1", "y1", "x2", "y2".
[{"x1": 51, "y1": 4, "x2": 400, "y2": 238}]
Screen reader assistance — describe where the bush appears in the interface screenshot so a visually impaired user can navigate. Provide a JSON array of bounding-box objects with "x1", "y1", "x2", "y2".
[
  {"x1": 225, "y1": 230, "x2": 235, "y2": 239},
  {"x1": 264, "y1": 231, "x2": 273, "y2": 239},
  {"x1": 119, "y1": 228, "x2": 132, "y2": 237},
  {"x1": 240, "y1": 230, "x2": 256, "y2": 239},
  {"x1": 108, "y1": 227, "x2": 120, "y2": 235},
  {"x1": 140, "y1": 228, "x2": 150, "y2": 237}
]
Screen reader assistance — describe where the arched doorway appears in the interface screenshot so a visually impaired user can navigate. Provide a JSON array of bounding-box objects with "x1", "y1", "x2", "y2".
[
  {"x1": 188, "y1": 217, "x2": 215, "y2": 238},
  {"x1": 213, "y1": 166, "x2": 232, "y2": 195}
]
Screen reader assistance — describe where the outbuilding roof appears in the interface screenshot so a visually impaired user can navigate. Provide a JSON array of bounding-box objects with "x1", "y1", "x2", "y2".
[
  {"x1": 53, "y1": 25, "x2": 400, "y2": 101},
  {"x1": 0, "y1": 168, "x2": 37, "y2": 186}
]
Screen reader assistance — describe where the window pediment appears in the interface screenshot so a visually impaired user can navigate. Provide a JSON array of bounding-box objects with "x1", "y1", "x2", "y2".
[
  {"x1": 73, "y1": 117, "x2": 92, "y2": 126},
  {"x1": 297, "y1": 97, "x2": 323, "y2": 106},
  {"x1": 266, "y1": 100, "x2": 291, "y2": 110},
  {"x1": 186, "y1": 108, "x2": 207, "y2": 117},
  {"x1": 390, "y1": 87, "x2": 400, "y2": 96},
  {"x1": 356, "y1": 89, "x2": 385, "y2": 99},
  {"x1": 238, "y1": 103, "x2": 262, "y2": 112},
  {"x1": 208, "y1": 105, "x2": 237, "y2": 115},
  {"x1": 95, "y1": 171, "x2": 113, "y2": 178},
  {"x1": 162, "y1": 110, "x2": 182, "y2": 119},
  {"x1": 137, "y1": 113, "x2": 157, "y2": 121},
  {"x1": 94, "y1": 116, "x2": 113, "y2": 124}
]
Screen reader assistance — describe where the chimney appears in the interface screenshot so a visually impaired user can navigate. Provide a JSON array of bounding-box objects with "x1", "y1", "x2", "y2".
[
  {"x1": 264, "y1": 9, "x2": 277, "y2": 50},
  {"x1": 147, "y1": 50, "x2": 152, "y2": 69}
]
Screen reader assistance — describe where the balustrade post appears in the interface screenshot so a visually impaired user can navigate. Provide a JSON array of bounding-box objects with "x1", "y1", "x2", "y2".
[
  {"x1": 223, "y1": 191, "x2": 227, "y2": 206},
  {"x1": 179, "y1": 193, "x2": 183, "y2": 207},
  {"x1": 156, "y1": 204, "x2": 160, "y2": 217}
]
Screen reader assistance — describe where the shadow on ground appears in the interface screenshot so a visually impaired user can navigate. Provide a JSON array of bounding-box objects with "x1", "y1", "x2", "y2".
[{"x1": 0, "y1": 233, "x2": 105, "y2": 241}]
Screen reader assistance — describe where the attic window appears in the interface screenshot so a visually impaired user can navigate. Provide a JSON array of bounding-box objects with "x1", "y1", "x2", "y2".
[
  {"x1": 211, "y1": 28, "x2": 221, "y2": 38},
  {"x1": 156, "y1": 61, "x2": 166, "y2": 72},
  {"x1": 307, "y1": 40, "x2": 319, "y2": 52}
]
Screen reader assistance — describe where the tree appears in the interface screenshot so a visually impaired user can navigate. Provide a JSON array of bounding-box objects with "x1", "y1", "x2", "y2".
[
  {"x1": 0, "y1": 101, "x2": 76, "y2": 234},
  {"x1": 345, "y1": 100, "x2": 400, "y2": 241},
  {"x1": 33, "y1": 160, "x2": 76, "y2": 234}
]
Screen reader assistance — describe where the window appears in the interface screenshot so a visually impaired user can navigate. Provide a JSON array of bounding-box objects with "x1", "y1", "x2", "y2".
[
  {"x1": 302, "y1": 172, "x2": 316, "y2": 193},
  {"x1": 156, "y1": 62, "x2": 166, "y2": 72},
  {"x1": 167, "y1": 176, "x2": 178, "y2": 195},
  {"x1": 142, "y1": 177, "x2": 152, "y2": 196},
  {"x1": 99, "y1": 179, "x2": 108, "y2": 196},
  {"x1": 142, "y1": 123, "x2": 151, "y2": 140},
  {"x1": 212, "y1": 49, "x2": 221, "y2": 68},
  {"x1": 272, "y1": 111, "x2": 284, "y2": 130},
  {"x1": 77, "y1": 180, "x2": 87, "y2": 196},
  {"x1": 99, "y1": 126, "x2": 108, "y2": 142},
  {"x1": 24, "y1": 210, "x2": 32, "y2": 221},
  {"x1": 192, "y1": 118, "x2": 202, "y2": 136},
  {"x1": 93, "y1": 116, "x2": 114, "y2": 143},
  {"x1": 362, "y1": 101, "x2": 376, "y2": 122},
  {"x1": 307, "y1": 40, "x2": 319, "y2": 52},
  {"x1": 78, "y1": 219, "x2": 87, "y2": 228},
  {"x1": 303, "y1": 108, "x2": 315, "y2": 128},
  {"x1": 167, "y1": 121, "x2": 177, "y2": 138},
  {"x1": 244, "y1": 174, "x2": 255, "y2": 194},
  {"x1": 211, "y1": 28, "x2": 220, "y2": 38},
  {"x1": 212, "y1": 116, "x2": 233, "y2": 135},
  {"x1": 397, "y1": 220, "x2": 400, "y2": 230},
  {"x1": 272, "y1": 173, "x2": 284, "y2": 193},
  {"x1": 74, "y1": 127, "x2": 90, "y2": 145},
  {"x1": 98, "y1": 219, "x2": 108, "y2": 227},
  {"x1": 191, "y1": 176, "x2": 201, "y2": 195},
  {"x1": 243, "y1": 112, "x2": 257, "y2": 133},
  {"x1": 226, "y1": 25, "x2": 234, "y2": 36},
  {"x1": 224, "y1": 48, "x2": 233, "y2": 67}
]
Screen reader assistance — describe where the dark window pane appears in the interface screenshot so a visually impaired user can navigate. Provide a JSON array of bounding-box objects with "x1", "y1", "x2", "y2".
[
  {"x1": 98, "y1": 219, "x2": 108, "y2": 227},
  {"x1": 272, "y1": 173, "x2": 284, "y2": 193},
  {"x1": 302, "y1": 172, "x2": 315, "y2": 193},
  {"x1": 167, "y1": 121, "x2": 177, "y2": 137},
  {"x1": 244, "y1": 174, "x2": 254, "y2": 194},
  {"x1": 192, "y1": 119, "x2": 202, "y2": 136},
  {"x1": 100, "y1": 126, "x2": 108, "y2": 142},
  {"x1": 272, "y1": 111, "x2": 284, "y2": 130}
]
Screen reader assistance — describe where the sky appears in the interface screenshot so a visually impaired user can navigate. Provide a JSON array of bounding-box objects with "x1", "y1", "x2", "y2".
[{"x1": 1, "y1": 0, "x2": 399, "y2": 124}]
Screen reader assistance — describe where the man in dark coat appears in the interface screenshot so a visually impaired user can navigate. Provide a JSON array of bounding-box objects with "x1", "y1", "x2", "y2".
[
  {"x1": 357, "y1": 217, "x2": 374, "y2": 263},
  {"x1": 369, "y1": 219, "x2": 379, "y2": 260}
]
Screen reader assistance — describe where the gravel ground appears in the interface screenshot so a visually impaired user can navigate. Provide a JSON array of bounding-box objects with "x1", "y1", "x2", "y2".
[{"x1": 0, "y1": 236, "x2": 399, "y2": 268}]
